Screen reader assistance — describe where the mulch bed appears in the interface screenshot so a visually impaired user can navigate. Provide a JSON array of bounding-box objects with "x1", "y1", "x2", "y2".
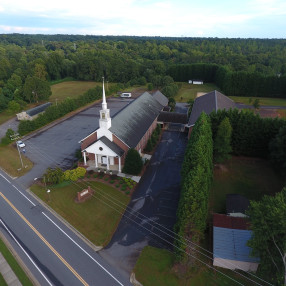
[{"x1": 83, "y1": 172, "x2": 137, "y2": 196}]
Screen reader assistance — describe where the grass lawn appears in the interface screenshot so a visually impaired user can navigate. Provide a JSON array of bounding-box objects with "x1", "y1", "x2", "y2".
[
  {"x1": 50, "y1": 81, "x2": 101, "y2": 102},
  {"x1": 210, "y1": 156, "x2": 285, "y2": 214},
  {"x1": 31, "y1": 180, "x2": 130, "y2": 246},
  {"x1": 229, "y1": 96, "x2": 286, "y2": 107},
  {"x1": 0, "y1": 145, "x2": 33, "y2": 177},
  {"x1": 0, "y1": 238, "x2": 33, "y2": 286},
  {"x1": 134, "y1": 246, "x2": 257, "y2": 286},
  {"x1": 175, "y1": 83, "x2": 221, "y2": 103}
]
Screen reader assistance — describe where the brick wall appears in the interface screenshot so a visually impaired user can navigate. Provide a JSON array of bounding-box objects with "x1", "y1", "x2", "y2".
[{"x1": 81, "y1": 132, "x2": 97, "y2": 150}]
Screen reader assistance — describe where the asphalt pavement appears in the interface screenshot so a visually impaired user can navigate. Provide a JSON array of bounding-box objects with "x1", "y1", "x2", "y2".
[
  {"x1": 0, "y1": 171, "x2": 132, "y2": 286},
  {"x1": 15, "y1": 97, "x2": 132, "y2": 188},
  {"x1": 100, "y1": 130, "x2": 188, "y2": 277}
]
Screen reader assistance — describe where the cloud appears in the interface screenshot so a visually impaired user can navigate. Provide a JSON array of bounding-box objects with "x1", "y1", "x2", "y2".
[{"x1": 0, "y1": 0, "x2": 285, "y2": 37}]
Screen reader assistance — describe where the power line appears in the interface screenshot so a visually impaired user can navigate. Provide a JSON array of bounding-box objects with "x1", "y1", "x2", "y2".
[{"x1": 20, "y1": 135, "x2": 272, "y2": 285}]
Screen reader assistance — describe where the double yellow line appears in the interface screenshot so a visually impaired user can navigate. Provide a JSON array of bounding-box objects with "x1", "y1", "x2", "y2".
[{"x1": 0, "y1": 192, "x2": 89, "y2": 286}]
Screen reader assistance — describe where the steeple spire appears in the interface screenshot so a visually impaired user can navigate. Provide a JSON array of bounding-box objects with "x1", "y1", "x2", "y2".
[{"x1": 102, "y1": 77, "x2": 107, "y2": 110}]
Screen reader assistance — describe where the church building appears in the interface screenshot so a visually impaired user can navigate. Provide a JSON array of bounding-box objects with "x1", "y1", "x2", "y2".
[{"x1": 79, "y1": 79, "x2": 168, "y2": 173}]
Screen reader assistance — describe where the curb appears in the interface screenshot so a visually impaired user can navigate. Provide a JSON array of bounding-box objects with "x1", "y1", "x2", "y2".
[{"x1": 130, "y1": 273, "x2": 143, "y2": 286}]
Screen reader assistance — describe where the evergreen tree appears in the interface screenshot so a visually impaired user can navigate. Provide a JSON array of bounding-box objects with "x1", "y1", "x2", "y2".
[
  {"x1": 214, "y1": 117, "x2": 232, "y2": 163},
  {"x1": 123, "y1": 148, "x2": 143, "y2": 175}
]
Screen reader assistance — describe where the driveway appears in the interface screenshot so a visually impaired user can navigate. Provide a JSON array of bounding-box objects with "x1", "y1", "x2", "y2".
[
  {"x1": 99, "y1": 130, "x2": 188, "y2": 279},
  {"x1": 0, "y1": 117, "x2": 19, "y2": 139},
  {"x1": 16, "y1": 97, "x2": 132, "y2": 188}
]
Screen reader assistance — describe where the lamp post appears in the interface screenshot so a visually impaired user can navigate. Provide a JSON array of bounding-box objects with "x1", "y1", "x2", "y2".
[{"x1": 34, "y1": 176, "x2": 50, "y2": 202}]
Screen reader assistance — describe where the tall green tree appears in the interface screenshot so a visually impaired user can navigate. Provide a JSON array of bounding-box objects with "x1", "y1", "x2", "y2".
[
  {"x1": 23, "y1": 76, "x2": 51, "y2": 103},
  {"x1": 248, "y1": 188, "x2": 286, "y2": 285},
  {"x1": 214, "y1": 117, "x2": 232, "y2": 163}
]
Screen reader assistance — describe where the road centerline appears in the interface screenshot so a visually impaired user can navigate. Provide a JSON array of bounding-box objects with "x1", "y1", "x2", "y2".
[{"x1": 0, "y1": 192, "x2": 88, "y2": 286}]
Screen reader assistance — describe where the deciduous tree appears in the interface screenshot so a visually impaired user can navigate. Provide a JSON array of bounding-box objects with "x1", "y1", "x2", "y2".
[{"x1": 248, "y1": 188, "x2": 286, "y2": 285}]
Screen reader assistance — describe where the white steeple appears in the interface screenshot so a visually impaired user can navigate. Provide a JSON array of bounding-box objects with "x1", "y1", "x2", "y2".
[
  {"x1": 99, "y1": 77, "x2": 111, "y2": 130},
  {"x1": 102, "y1": 77, "x2": 107, "y2": 110}
]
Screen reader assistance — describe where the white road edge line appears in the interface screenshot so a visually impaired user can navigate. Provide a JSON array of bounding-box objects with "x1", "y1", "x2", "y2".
[
  {"x1": 0, "y1": 173, "x2": 10, "y2": 184},
  {"x1": 12, "y1": 185, "x2": 36, "y2": 207},
  {"x1": 42, "y1": 212, "x2": 125, "y2": 286},
  {"x1": 0, "y1": 218, "x2": 53, "y2": 286}
]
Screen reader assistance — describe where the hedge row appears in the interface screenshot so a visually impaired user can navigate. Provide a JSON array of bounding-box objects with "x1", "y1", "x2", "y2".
[{"x1": 174, "y1": 112, "x2": 213, "y2": 261}]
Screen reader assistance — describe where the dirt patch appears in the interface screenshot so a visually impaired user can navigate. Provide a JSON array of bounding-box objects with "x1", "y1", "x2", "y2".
[{"x1": 196, "y1": 92, "x2": 207, "y2": 98}]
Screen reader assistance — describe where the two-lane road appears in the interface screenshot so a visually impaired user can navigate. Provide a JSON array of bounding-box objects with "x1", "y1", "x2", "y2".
[{"x1": 0, "y1": 171, "x2": 131, "y2": 286}]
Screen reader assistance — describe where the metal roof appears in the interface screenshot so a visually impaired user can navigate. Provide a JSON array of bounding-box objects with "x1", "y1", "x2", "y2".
[
  {"x1": 152, "y1": 90, "x2": 169, "y2": 107},
  {"x1": 188, "y1": 90, "x2": 235, "y2": 126},
  {"x1": 109, "y1": 92, "x2": 164, "y2": 148},
  {"x1": 213, "y1": 213, "x2": 250, "y2": 230},
  {"x1": 226, "y1": 194, "x2": 250, "y2": 215},
  {"x1": 213, "y1": 226, "x2": 260, "y2": 263},
  {"x1": 26, "y1": 102, "x2": 52, "y2": 116}
]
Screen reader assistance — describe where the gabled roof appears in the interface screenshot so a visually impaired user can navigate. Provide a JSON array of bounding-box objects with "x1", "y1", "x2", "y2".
[
  {"x1": 109, "y1": 92, "x2": 164, "y2": 148},
  {"x1": 226, "y1": 194, "x2": 250, "y2": 216},
  {"x1": 188, "y1": 90, "x2": 235, "y2": 126},
  {"x1": 84, "y1": 136, "x2": 124, "y2": 156},
  {"x1": 26, "y1": 102, "x2": 52, "y2": 116},
  {"x1": 152, "y1": 90, "x2": 168, "y2": 107},
  {"x1": 157, "y1": 111, "x2": 188, "y2": 124},
  {"x1": 98, "y1": 136, "x2": 124, "y2": 156}
]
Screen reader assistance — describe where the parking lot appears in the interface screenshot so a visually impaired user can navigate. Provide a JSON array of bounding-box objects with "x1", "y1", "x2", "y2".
[{"x1": 16, "y1": 97, "x2": 132, "y2": 188}]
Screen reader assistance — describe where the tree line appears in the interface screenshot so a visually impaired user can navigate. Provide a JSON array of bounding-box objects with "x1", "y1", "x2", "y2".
[
  {"x1": 169, "y1": 63, "x2": 286, "y2": 98},
  {"x1": 1, "y1": 35, "x2": 286, "y2": 112}
]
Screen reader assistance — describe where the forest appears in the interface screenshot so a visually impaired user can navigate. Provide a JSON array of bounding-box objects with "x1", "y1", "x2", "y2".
[{"x1": 1, "y1": 34, "x2": 286, "y2": 112}]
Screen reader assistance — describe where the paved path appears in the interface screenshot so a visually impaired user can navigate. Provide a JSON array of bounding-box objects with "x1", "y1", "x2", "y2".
[
  {"x1": 0, "y1": 117, "x2": 19, "y2": 139},
  {"x1": 0, "y1": 252, "x2": 22, "y2": 286},
  {"x1": 100, "y1": 130, "x2": 188, "y2": 277}
]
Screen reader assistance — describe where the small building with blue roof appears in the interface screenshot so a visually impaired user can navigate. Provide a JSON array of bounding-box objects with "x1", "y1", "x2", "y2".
[{"x1": 213, "y1": 213, "x2": 260, "y2": 272}]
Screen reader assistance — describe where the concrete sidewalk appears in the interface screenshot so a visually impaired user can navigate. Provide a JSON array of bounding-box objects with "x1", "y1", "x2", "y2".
[{"x1": 0, "y1": 252, "x2": 22, "y2": 286}]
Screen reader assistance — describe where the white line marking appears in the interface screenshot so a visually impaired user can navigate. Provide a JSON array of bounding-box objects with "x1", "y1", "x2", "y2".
[
  {"x1": 12, "y1": 185, "x2": 36, "y2": 207},
  {"x1": 42, "y1": 212, "x2": 125, "y2": 286},
  {"x1": 0, "y1": 173, "x2": 10, "y2": 184},
  {"x1": 0, "y1": 218, "x2": 53, "y2": 286}
]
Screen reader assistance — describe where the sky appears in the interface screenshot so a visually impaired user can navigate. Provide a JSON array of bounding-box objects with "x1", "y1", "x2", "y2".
[{"x1": 0, "y1": 0, "x2": 286, "y2": 38}]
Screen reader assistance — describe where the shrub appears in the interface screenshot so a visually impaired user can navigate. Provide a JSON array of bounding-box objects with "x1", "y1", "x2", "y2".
[
  {"x1": 115, "y1": 184, "x2": 120, "y2": 188},
  {"x1": 122, "y1": 148, "x2": 143, "y2": 175},
  {"x1": 109, "y1": 180, "x2": 114, "y2": 184}
]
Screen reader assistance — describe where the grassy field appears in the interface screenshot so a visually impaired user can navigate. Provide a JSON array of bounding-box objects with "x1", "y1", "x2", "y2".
[
  {"x1": 229, "y1": 96, "x2": 286, "y2": 107},
  {"x1": 210, "y1": 156, "x2": 285, "y2": 214},
  {"x1": 134, "y1": 246, "x2": 257, "y2": 286},
  {"x1": 0, "y1": 238, "x2": 33, "y2": 286},
  {"x1": 0, "y1": 145, "x2": 33, "y2": 177},
  {"x1": 31, "y1": 180, "x2": 130, "y2": 246},
  {"x1": 50, "y1": 81, "x2": 101, "y2": 102},
  {"x1": 175, "y1": 83, "x2": 221, "y2": 102}
]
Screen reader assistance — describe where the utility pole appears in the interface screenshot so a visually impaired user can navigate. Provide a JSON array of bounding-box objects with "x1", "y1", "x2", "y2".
[{"x1": 10, "y1": 133, "x2": 24, "y2": 170}]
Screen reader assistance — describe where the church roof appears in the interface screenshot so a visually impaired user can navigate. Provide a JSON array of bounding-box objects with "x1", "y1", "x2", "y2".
[
  {"x1": 188, "y1": 90, "x2": 235, "y2": 126},
  {"x1": 110, "y1": 92, "x2": 164, "y2": 148},
  {"x1": 152, "y1": 90, "x2": 169, "y2": 107},
  {"x1": 98, "y1": 136, "x2": 125, "y2": 156}
]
